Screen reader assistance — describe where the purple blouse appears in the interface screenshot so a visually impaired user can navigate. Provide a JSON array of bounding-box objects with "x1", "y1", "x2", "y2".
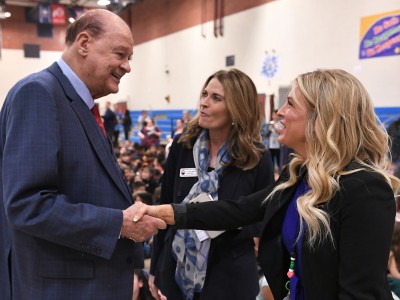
[{"x1": 282, "y1": 179, "x2": 310, "y2": 300}]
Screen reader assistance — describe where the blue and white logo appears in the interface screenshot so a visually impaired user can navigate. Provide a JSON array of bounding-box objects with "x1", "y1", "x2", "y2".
[{"x1": 261, "y1": 51, "x2": 279, "y2": 79}]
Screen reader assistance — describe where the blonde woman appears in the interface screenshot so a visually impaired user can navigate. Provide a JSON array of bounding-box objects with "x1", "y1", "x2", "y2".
[{"x1": 136, "y1": 69, "x2": 400, "y2": 300}]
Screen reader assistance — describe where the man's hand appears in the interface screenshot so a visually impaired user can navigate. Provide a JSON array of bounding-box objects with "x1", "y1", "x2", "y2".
[{"x1": 121, "y1": 202, "x2": 166, "y2": 242}]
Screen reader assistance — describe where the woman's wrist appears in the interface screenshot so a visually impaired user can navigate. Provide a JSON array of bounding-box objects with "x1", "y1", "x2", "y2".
[{"x1": 152, "y1": 204, "x2": 175, "y2": 225}]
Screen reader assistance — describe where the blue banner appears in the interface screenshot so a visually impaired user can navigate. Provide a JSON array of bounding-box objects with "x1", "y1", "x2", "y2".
[
  {"x1": 359, "y1": 11, "x2": 400, "y2": 59},
  {"x1": 38, "y1": 3, "x2": 52, "y2": 24}
]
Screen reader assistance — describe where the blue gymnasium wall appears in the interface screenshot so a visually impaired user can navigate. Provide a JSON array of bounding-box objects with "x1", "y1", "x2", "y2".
[
  {"x1": 121, "y1": 109, "x2": 197, "y2": 143},
  {"x1": 375, "y1": 107, "x2": 400, "y2": 128}
]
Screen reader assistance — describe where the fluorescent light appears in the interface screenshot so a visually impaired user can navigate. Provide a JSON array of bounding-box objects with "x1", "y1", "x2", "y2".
[
  {"x1": 97, "y1": 0, "x2": 111, "y2": 6},
  {"x1": 0, "y1": 11, "x2": 11, "y2": 19},
  {"x1": 0, "y1": 3, "x2": 11, "y2": 19}
]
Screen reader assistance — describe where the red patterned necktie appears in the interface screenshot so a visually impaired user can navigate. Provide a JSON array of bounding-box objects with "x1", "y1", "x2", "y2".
[{"x1": 91, "y1": 105, "x2": 106, "y2": 136}]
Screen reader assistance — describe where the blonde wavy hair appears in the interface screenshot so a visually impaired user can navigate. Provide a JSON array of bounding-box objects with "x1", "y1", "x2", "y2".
[
  {"x1": 179, "y1": 69, "x2": 265, "y2": 170},
  {"x1": 267, "y1": 69, "x2": 400, "y2": 246}
]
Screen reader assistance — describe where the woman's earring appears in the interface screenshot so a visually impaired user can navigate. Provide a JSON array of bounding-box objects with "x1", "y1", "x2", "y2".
[{"x1": 232, "y1": 122, "x2": 235, "y2": 126}]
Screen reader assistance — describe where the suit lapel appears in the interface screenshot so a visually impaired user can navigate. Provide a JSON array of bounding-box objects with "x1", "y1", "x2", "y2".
[{"x1": 48, "y1": 63, "x2": 133, "y2": 203}]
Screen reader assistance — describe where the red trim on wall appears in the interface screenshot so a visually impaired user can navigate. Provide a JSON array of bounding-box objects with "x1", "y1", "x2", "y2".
[{"x1": 1, "y1": 0, "x2": 274, "y2": 51}]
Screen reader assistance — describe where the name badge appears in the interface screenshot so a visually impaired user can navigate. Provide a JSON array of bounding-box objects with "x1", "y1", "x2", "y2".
[{"x1": 180, "y1": 168, "x2": 197, "y2": 177}]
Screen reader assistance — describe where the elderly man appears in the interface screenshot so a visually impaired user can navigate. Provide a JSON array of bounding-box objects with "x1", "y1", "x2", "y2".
[{"x1": 0, "y1": 9, "x2": 165, "y2": 300}]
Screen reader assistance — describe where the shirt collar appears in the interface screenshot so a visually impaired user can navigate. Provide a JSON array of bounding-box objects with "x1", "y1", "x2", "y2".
[{"x1": 57, "y1": 58, "x2": 94, "y2": 109}]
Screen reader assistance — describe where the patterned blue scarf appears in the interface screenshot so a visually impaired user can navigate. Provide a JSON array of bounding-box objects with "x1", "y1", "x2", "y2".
[{"x1": 172, "y1": 129, "x2": 231, "y2": 300}]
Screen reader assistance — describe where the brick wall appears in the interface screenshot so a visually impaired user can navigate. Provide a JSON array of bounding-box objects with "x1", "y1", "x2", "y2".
[
  {"x1": 131, "y1": 0, "x2": 274, "y2": 45},
  {"x1": 0, "y1": 0, "x2": 273, "y2": 51},
  {"x1": 1, "y1": 6, "x2": 66, "y2": 50}
]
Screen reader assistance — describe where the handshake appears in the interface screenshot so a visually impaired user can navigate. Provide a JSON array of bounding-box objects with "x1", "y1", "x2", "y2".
[{"x1": 120, "y1": 202, "x2": 174, "y2": 242}]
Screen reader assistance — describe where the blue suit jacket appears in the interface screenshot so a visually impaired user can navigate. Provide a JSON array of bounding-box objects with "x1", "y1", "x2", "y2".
[{"x1": 0, "y1": 63, "x2": 141, "y2": 299}]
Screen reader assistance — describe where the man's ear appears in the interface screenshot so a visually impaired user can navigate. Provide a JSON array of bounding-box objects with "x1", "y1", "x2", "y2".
[{"x1": 76, "y1": 31, "x2": 90, "y2": 56}]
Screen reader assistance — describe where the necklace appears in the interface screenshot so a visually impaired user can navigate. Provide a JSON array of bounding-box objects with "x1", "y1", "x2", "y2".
[{"x1": 285, "y1": 252, "x2": 296, "y2": 291}]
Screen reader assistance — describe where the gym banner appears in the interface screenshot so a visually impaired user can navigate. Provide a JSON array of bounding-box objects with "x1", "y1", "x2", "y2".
[
  {"x1": 359, "y1": 10, "x2": 400, "y2": 59},
  {"x1": 51, "y1": 4, "x2": 66, "y2": 25},
  {"x1": 38, "y1": 3, "x2": 52, "y2": 24}
]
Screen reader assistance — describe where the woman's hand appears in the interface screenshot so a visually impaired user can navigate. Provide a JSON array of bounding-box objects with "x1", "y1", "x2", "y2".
[{"x1": 134, "y1": 204, "x2": 175, "y2": 225}]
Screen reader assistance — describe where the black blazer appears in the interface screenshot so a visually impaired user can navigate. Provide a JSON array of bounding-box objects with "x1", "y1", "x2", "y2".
[
  {"x1": 151, "y1": 136, "x2": 274, "y2": 300},
  {"x1": 179, "y1": 164, "x2": 395, "y2": 300}
]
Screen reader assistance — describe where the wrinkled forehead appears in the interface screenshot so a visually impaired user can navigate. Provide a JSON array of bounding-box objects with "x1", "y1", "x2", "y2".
[{"x1": 98, "y1": 30, "x2": 134, "y2": 56}]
